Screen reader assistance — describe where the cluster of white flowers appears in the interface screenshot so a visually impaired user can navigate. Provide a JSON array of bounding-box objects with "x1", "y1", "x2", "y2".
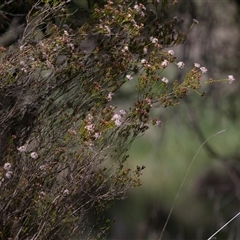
[
  {"x1": 145, "y1": 98, "x2": 152, "y2": 107},
  {"x1": 143, "y1": 47, "x2": 148, "y2": 55},
  {"x1": 17, "y1": 145, "x2": 27, "y2": 152},
  {"x1": 200, "y1": 67, "x2": 207, "y2": 73},
  {"x1": 126, "y1": 74, "x2": 133, "y2": 80},
  {"x1": 111, "y1": 110, "x2": 126, "y2": 127},
  {"x1": 3, "y1": 162, "x2": 13, "y2": 179},
  {"x1": 134, "y1": 3, "x2": 146, "y2": 16},
  {"x1": 108, "y1": 92, "x2": 114, "y2": 101},
  {"x1": 156, "y1": 120, "x2": 162, "y2": 127},
  {"x1": 30, "y1": 152, "x2": 39, "y2": 159},
  {"x1": 193, "y1": 19, "x2": 199, "y2": 24},
  {"x1": 228, "y1": 75, "x2": 235, "y2": 84},
  {"x1": 162, "y1": 77, "x2": 169, "y2": 84},
  {"x1": 194, "y1": 63, "x2": 200, "y2": 68},
  {"x1": 194, "y1": 63, "x2": 207, "y2": 73},
  {"x1": 63, "y1": 189, "x2": 70, "y2": 196},
  {"x1": 122, "y1": 45, "x2": 129, "y2": 53},
  {"x1": 94, "y1": 132, "x2": 101, "y2": 139},
  {"x1": 85, "y1": 123, "x2": 94, "y2": 132},
  {"x1": 111, "y1": 113, "x2": 122, "y2": 126},
  {"x1": 168, "y1": 50, "x2": 175, "y2": 56},
  {"x1": 39, "y1": 191, "x2": 46, "y2": 199},
  {"x1": 161, "y1": 60, "x2": 169, "y2": 67},
  {"x1": 150, "y1": 36, "x2": 158, "y2": 44},
  {"x1": 119, "y1": 109, "x2": 127, "y2": 115},
  {"x1": 177, "y1": 61, "x2": 185, "y2": 69},
  {"x1": 17, "y1": 146, "x2": 39, "y2": 159}
]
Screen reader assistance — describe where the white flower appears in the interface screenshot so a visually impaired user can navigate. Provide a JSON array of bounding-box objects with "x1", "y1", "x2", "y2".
[
  {"x1": 141, "y1": 59, "x2": 147, "y2": 64},
  {"x1": 39, "y1": 191, "x2": 46, "y2": 199},
  {"x1": 200, "y1": 67, "x2": 207, "y2": 73},
  {"x1": 87, "y1": 114, "x2": 93, "y2": 121},
  {"x1": 162, "y1": 77, "x2": 169, "y2": 84},
  {"x1": 134, "y1": 4, "x2": 140, "y2": 12},
  {"x1": 156, "y1": 120, "x2": 162, "y2": 127},
  {"x1": 119, "y1": 109, "x2": 127, "y2": 115},
  {"x1": 126, "y1": 74, "x2": 133, "y2": 80},
  {"x1": 123, "y1": 45, "x2": 129, "y2": 51},
  {"x1": 150, "y1": 36, "x2": 158, "y2": 44},
  {"x1": 108, "y1": 92, "x2": 114, "y2": 101},
  {"x1": 193, "y1": 19, "x2": 199, "y2": 24},
  {"x1": 161, "y1": 60, "x2": 169, "y2": 67},
  {"x1": 17, "y1": 145, "x2": 26, "y2": 153},
  {"x1": 143, "y1": 47, "x2": 148, "y2": 55},
  {"x1": 30, "y1": 152, "x2": 39, "y2": 159},
  {"x1": 177, "y1": 61, "x2": 185, "y2": 69},
  {"x1": 228, "y1": 75, "x2": 235, "y2": 84},
  {"x1": 5, "y1": 171, "x2": 13, "y2": 179},
  {"x1": 194, "y1": 63, "x2": 200, "y2": 68},
  {"x1": 145, "y1": 98, "x2": 152, "y2": 107},
  {"x1": 111, "y1": 114, "x2": 122, "y2": 126},
  {"x1": 94, "y1": 132, "x2": 101, "y2": 139},
  {"x1": 40, "y1": 164, "x2": 47, "y2": 170},
  {"x1": 4, "y1": 162, "x2": 11, "y2": 171},
  {"x1": 64, "y1": 30, "x2": 69, "y2": 36},
  {"x1": 63, "y1": 189, "x2": 70, "y2": 196},
  {"x1": 168, "y1": 50, "x2": 175, "y2": 56},
  {"x1": 85, "y1": 124, "x2": 94, "y2": 132}
]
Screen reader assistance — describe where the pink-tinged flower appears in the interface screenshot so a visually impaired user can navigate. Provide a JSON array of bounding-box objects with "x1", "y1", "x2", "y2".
[
  {"x1": 177, "y1": 61, "x2": 185, "y2": 69},
  {"x1": 228, "y1": 75, "x2": 235, "y2": 84},
  {"x1": 39, "y1": 191, "x2": 46, "y2": 199},
  {"x1": 193, "y1": 19, "x2": 199, "y2": 24},
  {"x1": 63, "y1": 189, "x2": 70, "y2": 196},
  {"x1": 94, "y1": 132, "x2": 101, "y2": 139},
  {"x1": 200, "y1": 67, "x2": 207, "y2": 73},
  {"x1": 122, "y1": 45, "x2": 129, "y2": 52},
  {"x1": 156, "y1": 120, "x2": 162, "y2": 127},
  {"x1": 4, "y1": 162, "x2": 11, "y2": 171},
  {"x1": 145, "y1": 98, "x2": 152, "y2": 107},
  {"x1": 108, "y1": 92, "x2": 114, "y2": 101},
  {"x1": 162, "y1": 77, "x2": 169, "y2": 84},
  {"x1": 150, "y1": 36, "x2": 158, "y2": 44},
  {"x1": 126, "y1": 74, "x2": 133, "y2": 80},
  {"x1": 87, "y1": 114, "x2": 93, "y2": 121},
  {"x1": 17, "y1": 145, "x2": 26, "y2": 152},
  {"x1": 30, "y1": 152, "x2": 39, "y2": 159},
  {"x1": 85, "y1": 124, "x2": 94, "y2": 132},
  {"x1": 161, "y1": 60, "x2": 169, "y2": 67},
  {"x1": 119, "y1": 109, "x2": 127, "y2": 115},
  {"x1": 168, "y1": 50, "x2": 175, "y2": 55},
  {"x1": 143, "y1": 47, "x2": 148, "y2": 55},
  {"x1": 194, "y1": 63, "x2": 200, "y2": 68},
  {"x1": 5, "y1": 171, "x2": 13, "y2": 179},
  {"x1": 111, "y1": 114, "x2": 122, "y2": 126},
  {"x1": 141, "y1": 59, "x2": 147, "y2": 64}
]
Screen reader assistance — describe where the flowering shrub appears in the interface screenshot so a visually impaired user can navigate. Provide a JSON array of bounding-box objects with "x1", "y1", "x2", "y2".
[{"x1": 0, "y1": 0, "x2": 235, "y2": 239}]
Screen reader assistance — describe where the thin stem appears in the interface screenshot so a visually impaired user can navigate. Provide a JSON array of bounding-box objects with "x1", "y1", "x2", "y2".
[
  {"x1": 159, "y1": 129, "x2": 226, "y2": 240},
  {"x1": 207, "y1": 211, "x2": 240, "y2": 240}
]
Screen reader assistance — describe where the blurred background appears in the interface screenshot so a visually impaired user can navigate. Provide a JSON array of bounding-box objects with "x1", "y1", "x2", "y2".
[{"x1": 108, "y1": 1, "x2": 240, "y2": 239}]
